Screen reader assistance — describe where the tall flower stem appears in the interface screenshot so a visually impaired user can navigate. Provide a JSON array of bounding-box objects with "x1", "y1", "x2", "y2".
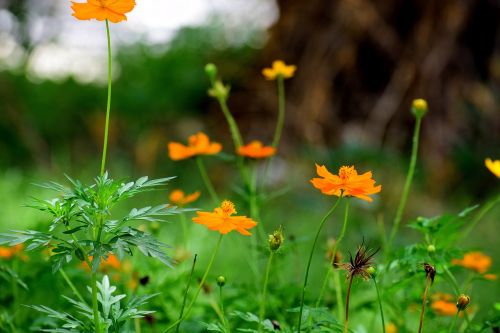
[
  {"x1": 418, "y1": 275, "x2": 432, "y2": 333},
  {"x1": 100, "y1": 19, "x2": 112, "y2": 176},
  {"x1": 271, "y1": 76, "x2": 285, "y2": 148},
  {"x1": 448, "y1": 311, "x2": 459, "y2": 333},
  {"x1": 259, "y1": 251, "x2": 274, "y2": 332},
  {"x1": 175, "y1": 254, "x2": 198, "y2": 333},
  {"x1": 461, "y1": 193, "x2": 500, "y2": 240},
  {"x1": 164, "y1": 235, "x2": 224, "y2": 332},
  {"x1": 297, "y1": 197, "x2": 342, "y2": 331},
  {"x1": 196, "y1": 157, "x2": 220, "y2": 205},
  {"x1": 388, "y1": 116, "x2": 422, "y2": 248},
  {"x1": 343, "y1": 275, "x2": 354, "y2": 333},
  {"x1": 219, "y1": 284, "x2": 231, "y2": 333},
  {"x1": 316, "y1": 199, "x2": 350, "y2": 317},
  {"x1": 373, "y1": 276, "x2": 386, "y2": 333},
  {"x1": 215, "y1": 95, "x2": 243, "y2": 149}
]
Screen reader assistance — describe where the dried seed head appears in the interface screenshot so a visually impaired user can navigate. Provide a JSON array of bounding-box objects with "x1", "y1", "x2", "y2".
[
  {"x1": 337, "y1": 241, "x2": 379, "y2": 280},
  {"x1": 423, "y1": 263, "x2": 436, "y2": 283},
  {"x1": 456, "y1": 294, "x2": 470, "y2": 311}
]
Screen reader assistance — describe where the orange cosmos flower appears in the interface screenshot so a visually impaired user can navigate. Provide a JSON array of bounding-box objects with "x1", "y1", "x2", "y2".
[
  {"x1": 169, "y1": 189, "x2": 201, "y2": 206},
  {"x1": 431, "y1": 299, "x2": 457, "y2": 316},
  {"x1": 83, "y1": 254, "x2": 122, "y2": 272},
  {"x1": 71, "y1": 0, "x2": 136, "y2": 23},
  {"x1": 0, "y1": 244, "x2": 26, "y2": 261},
  {"x1": 386, "y1": 323, "x2": 397, "y2": 333},
  {"x1": 311, "y1": 164, "x2": 382, "y2": 202},
  {"x1": 168, "y1": 132, "x2": 222, "y2": 161},
  {"x1": 452, "y1": 251, "x2": 492, "y2": 274},
  {"x1": 238, "y1": 140, "x2": 276, "y2": 159},
  {"x1": 262, "y1": 60, "x2": 297, "y2": 80},
  {"x1": 485, "y1": 158, "x2": 500, "y2": 178},
  {"x1": 192, "y1": 200, "x2": 257, "y2": 236}
]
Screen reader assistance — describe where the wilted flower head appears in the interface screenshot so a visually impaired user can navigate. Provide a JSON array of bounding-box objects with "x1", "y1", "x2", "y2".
[
  {"x1": 337, "y1": 242, "x2": 378, "y2": 280},
  {"x1": 71, "y1": 0, "x2": 136, "y2": 23},
  {"x1": 423, "y1": 263, "x2": 436, "y2": 283},
  {"x1": 311, "y1": 164, "x2": 382, "y2": 202},
  {"x1": 456, "y1": 294, "x2": 470, "y2": 311}
]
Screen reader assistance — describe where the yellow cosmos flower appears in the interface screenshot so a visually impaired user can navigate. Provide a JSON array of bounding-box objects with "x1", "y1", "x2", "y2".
[
  {"x1": 262, "y1": 60, "x2": 296, "y2": 80},
  {"x1": 485, "y1": 158, "x2": 500, "y2": 178}
]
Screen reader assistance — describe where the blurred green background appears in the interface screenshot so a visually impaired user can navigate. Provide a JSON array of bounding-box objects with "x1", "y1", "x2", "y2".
[{"x1": 0, "y1": 0, "x2": 499, "y2": 331}]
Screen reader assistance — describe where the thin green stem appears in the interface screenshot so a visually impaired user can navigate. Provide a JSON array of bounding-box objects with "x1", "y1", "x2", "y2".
[
  {"x1": 60, "y1": 268, "x2": 86, "y2": 304},
  {"x1": 373, "y1": 277, "x2": 386, "y2": 333},
  {"x1": 134, "y1": 318, "x2": 142, "y2": 333},
  {"x1": 196, "y1": 157, "x2": 220, "y2": 205},
  {"x1": 448, "y1": 310, "x2": 459, "y2": 333},
  {"x1": 179, "y1": 212, "x2": 189, "y2": 247},
  {"x1": 259, "y1": 252, "x2": 274, "y2": 332},
  {"x1": 175, "y1": 254, "x2": 198, "y2": 333},
  {"x1": 219, "y1": 286, "x2": 231, "y2": 333},
  {"x1": 100, "y1": 19, "x2": 112, "y2": 176},
  {"x1": 297, "y1": 197, "x2": 342, "y2": 331},
  {"x1": 164, "y1": 235, "x2": 224, "y2": 332},
  {"x1": 442, "y1": 265, "x2": 461, "y2": 295},
  {"x1": 272, "y1": 77, "x2": 285, "y2": 148},
  {"x1": 316, "y1": 200, "x2": 350, "y2": 312},
  {"x1": 389, "y1": 117, "x2": 422, "y2": 248},
  {"x1": 343, "y1": 275, "x2": 354, "y2": 333},
  {"x1": 216, "y1": 96, "x2": 243, "y2": 149},
  {"x1": 91, "y1": 272, "x2": 100, "y2": 333},
  {"x1": 12, "y1": 258, "x2": 19, "y2": 327},
  {"x1": 418, "y1": 276, "x2": 431, "y2": 333},
  {"x1": 461, "y1": 193, "x2": 500, "y2": 240}
]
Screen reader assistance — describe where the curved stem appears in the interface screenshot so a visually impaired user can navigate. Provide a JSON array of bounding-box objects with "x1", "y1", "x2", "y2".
[
  {"x1": 316, "y1": 200, "x2": 350, "y2": 312},
  {"x1": 418, "y1": 276, "x2": 432, "y2": 333},
  {"x1": 272, "y1": 77, "x2": 285, "y2": 148},
  {"x1": 297, "y1": 197, "x2": 342, "y2": 331},
  {"x1": 100, "y1": 19, "x2": 112, "y2": 176},
  {"x1": 164, "y1": 235, "x2": 223, "y2": 332},
  {"x1": 60, "y1": 268, "x2": 86, "y2": 304},
  {"x1": 259, "y1": 252, "x2": 274, "y2": 332},
  {"x1": 216, "y1": 96, "x2": 243, "y2": 149},
  {"x1": 461, "y1": 193, "x2": 500, "y2": 240},
  {"x1": 343, "y1": 275, "x2": 354, "y2": 333},
  {"x1": 373, "y1": 277, "x2": 386, "y2": 333},
  {"x1": 175, "y1": 254, "x2": 198, "y2": 333},
  {"x1": 196, "y1": 157, "x2": 220, "y2": 205},
  {"x1": 389, "y1": 117, "x2": 422, "y2": 247}
]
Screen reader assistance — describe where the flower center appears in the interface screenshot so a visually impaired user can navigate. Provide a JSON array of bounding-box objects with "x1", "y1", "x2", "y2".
[
  {"x1": 220, "y1": 200, "x2": 236, "y2": 216},
  {"x1": 338, "y1": 166, "x2": 355, "y2": 180}
]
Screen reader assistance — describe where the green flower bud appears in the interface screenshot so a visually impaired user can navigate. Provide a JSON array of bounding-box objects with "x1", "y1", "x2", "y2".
[
  {"x1": 427, "y1": 244, "x2": 436, "y2": 253},
  {"x1": 208, "y1": 80, "x2": 230, "y2": 101},
  {"x1": 216, "y1": 275, "x2": 226, "y2": 287},
  {"x1": 268, "y1": 227, "x2": 284, "y2": 251},
  {"x1": 205, "y1": 63, "x2": 217, "y2": 83},
  {"x1": 411, "y1": 98, "x2": 428, "y2": 118},
  {"x1": 366, "y1": 266, "x2": 376, "y2": 276}
]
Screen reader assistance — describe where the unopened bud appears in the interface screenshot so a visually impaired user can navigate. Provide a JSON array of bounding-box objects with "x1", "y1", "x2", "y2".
[
  {"x1": 366, "y1": 266, "x2": 376, "y2": 276},
  {"x1": 216, "y1": 275, "x2": 226, "y2": 287},
  {"x1": 268, "y1": 227, "x2": 284, "y2": 251},
  {"x1": 205, "y1": 63, "x2": 217, "y2": 83},
  {"x1": 427, "y1": 244, "x2": 436, "y2": 253},
  {"x1": 456, "y1": 294, "x2": 470, "y2": 311},
  {"x1": 411, "y1": 99, "x2": 428, "y2": 118}
]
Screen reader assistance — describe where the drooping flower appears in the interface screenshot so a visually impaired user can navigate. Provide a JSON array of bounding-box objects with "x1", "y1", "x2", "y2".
[
  {"x1": 485, "y1": 158, "x2": 500, "y2": 178},
  {"x1": 262, "y1": 60, "x2": 296, "y2": 80},
  {"x1": 71, "y1": 0, "x2": 136, "y2": 23},
  {"x1": 238, "y1": 140, "x2": 276, "y2": 159},
  {"x1": 168, "y1": 132, "x2": 222, "y2": 161},
  {"x1": 192, "y1": 200, "x2": 257, "y2": 236},
  {"x1": 169, "y1": 190, "x2": 201, "y2": 206},
  {"x1": 452, "y1": 251, "x2": 491, "y2": 274},
  {"x1": 337, "y1": 243, "x2": 378, "y2": 280},
  {"x1": 311, "y1": 164, "x2": 382, "y2": 202}
]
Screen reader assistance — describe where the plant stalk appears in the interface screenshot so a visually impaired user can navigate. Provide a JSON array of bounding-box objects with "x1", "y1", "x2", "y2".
[
  {"x1": 271, "y1": 76, "x2": 285, "y2": 148},
  {"x1": 196, "y1": 157, "x2": 220, "y2": 205},
  {"x1": 373, "y1": 276, "x2": 386, "y2": 333},
  {"x1": 175, "y1": 254, "x2": 198, "y2": 333},
  {"x1": 100, "y1": 19, "x2": 112, "y2": 176},
  {"x1": 418, "y1": 276, "x2": 432, "y2": 333},
  {"x1": 297, "y1": 197, "x2": 342, "y2": 331},
  {"x1": 343, "y1": 275, "x2": 354, "y2": 333},
  {"x1": 259, "y1": 251, "x2": 274, "y2": 332}
]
